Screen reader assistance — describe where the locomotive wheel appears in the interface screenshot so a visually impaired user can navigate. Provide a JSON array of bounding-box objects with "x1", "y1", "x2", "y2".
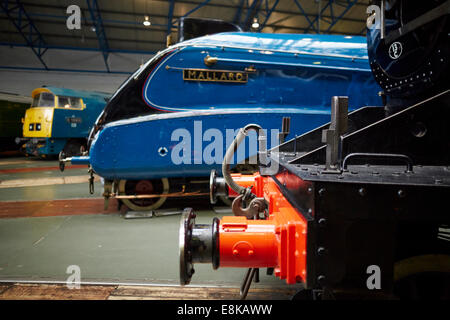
[
  {"x1": 63, "y1": 140, "x2": 83, "y2": 157},
  {"x1": 118, "y1": 178, "x2": 169, "y2": 211},
  {"x1": 393, "y1": 254, "x2": 450, "y2": 299}
]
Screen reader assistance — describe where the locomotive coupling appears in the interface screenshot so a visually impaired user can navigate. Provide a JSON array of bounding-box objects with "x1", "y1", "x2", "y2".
[
  {"x1": 58, "y1": 151, "x2": 69, "y2": 172},
  {"x1": 58, "y1": 151, "x2": 91, "y2": 172}
]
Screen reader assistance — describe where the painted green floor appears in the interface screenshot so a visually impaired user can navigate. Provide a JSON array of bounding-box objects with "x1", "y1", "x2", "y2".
[
  {"x1": 0, "y1": 166, "x2": 92, "y2": 180},
  {"x1": 0, "y1": 157, "x2": 59, "y2": 169},
  {"x1": 0, "y1": 156, "x2": 300, "y2": 290},
  {"x1": 0, "y1": 158, "x2": 98, "y2": 201},
  {"x1": 0, "y1": 208, "x2": 296, "y2": 289},
  {"x1": 0, "y1": 181, "x2": 104, "y2": 202}
]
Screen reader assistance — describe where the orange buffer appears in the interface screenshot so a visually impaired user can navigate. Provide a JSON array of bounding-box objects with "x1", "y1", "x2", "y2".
[
  {"x1": 219, "y1": 216, "x2": 278, "y2": 268},
  {"x1": 180, "y1": 173, "x2": 309, "y2": 285},
  {"x1": 226, "y1": 173, "x2": 261, "y2": 198}
]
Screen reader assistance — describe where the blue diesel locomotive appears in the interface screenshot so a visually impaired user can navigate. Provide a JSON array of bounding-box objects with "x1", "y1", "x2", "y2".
[
  {"x1": 65, "y1": 32, "x2": 383, "y2": 211},
  {"x1": 21, "y1": 86, "x2": 109, "y2": 158}
]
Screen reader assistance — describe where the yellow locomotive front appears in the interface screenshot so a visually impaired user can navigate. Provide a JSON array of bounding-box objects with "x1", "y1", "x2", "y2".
[
  {"x1": 21, "y1": 88, "x2": 87, "y2": 157},
  {"x1": 23, "y1": 88, "x2": 55, "y2": 140}
]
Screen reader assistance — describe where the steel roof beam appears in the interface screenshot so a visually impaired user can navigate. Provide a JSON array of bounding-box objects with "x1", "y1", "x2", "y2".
[
  {"x1": 0, "y1": 65, "x2": 132, "y2": 75},
  {"x1": 19, "y1": 1, "x2": 367, "y2": 25},
  {"x1": 0, "y1": 27, "x2": 165, "y2": 45},
  {"x1": 0, "y1": 14, "x2": 365, "y2": 40},
  {"x1": 167, "y1": 0, "x2": 175, "y2": 35},
  {"x1": 305, "y1": 0, "x2": 331, "y2": 33},
  {"x1": 233, "y1": 0, "x2": 246, "y2": 25},
  {"x1": 305, "y1": 0, "x2": 359, "y2": 34},
  {"x1": 0, "y1": 41, "x2": 157, "y2": 55},
  {"x1": 86, "y1": 0, "x2": 110, "y2": 72},
  {"x1": 293, "y1": 0, "x2": 315, "y2": 27},
  {"x1": 0, "y1": 0, "x2": 48, "y2": 69},
  {"x1": 181, "y1": 0, "x2": 212, "y2": 18},
  {"x1": 0, "y1": 13, "x2": 168, "y2": 30},
  {"x1": 242, "y1": 0, "x2": 263, "y2": 31},
  {"x1": 258, "y1": 0, "x2": 279, "y2": 31},
  {"x1": 152, "y1": 0, "x2": 369, "y2": 10},
  {"x1": 324, "y1": 0, "x2": 358, "y2": 33}
]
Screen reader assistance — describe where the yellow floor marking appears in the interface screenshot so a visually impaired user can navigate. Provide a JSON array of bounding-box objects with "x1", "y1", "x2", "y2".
[
  {"x1": 0, "y1": 175, "x2": 100, "y2": 188},
  {"x1": 0, "y1": 160, "x2": 36, "y2": 166}
]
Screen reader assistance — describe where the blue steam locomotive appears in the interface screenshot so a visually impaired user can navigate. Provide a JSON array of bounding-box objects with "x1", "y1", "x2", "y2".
[{"x1": 65, "y1": 32, "x2": 383, "y2": 211}]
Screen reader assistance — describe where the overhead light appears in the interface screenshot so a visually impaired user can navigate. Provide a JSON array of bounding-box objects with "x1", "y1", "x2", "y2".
[
  {"x1": 143, "y1": 16, "x2": 151, "y2": 27},
  {"x1": 90, "y1": 26, "x2": 96, "y2": 32},
  {"x1": 251, "y1": 18, "x2": 259, "y2": 29}
]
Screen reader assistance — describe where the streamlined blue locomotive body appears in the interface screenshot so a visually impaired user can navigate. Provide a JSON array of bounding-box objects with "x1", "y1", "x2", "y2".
[{"x1": 71, "y1": 32, "x2": 383, "y2": 209}]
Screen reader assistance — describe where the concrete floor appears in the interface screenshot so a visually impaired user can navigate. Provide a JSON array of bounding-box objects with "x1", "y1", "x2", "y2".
[{"x1": 0, "y1": 157, "x2": 299, "y2": 292}]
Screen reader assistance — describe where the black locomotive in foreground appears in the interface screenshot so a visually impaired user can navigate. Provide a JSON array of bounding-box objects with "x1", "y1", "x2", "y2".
[{"x1": 180, "y1": 0, "x2": 450, "y2": 299}]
